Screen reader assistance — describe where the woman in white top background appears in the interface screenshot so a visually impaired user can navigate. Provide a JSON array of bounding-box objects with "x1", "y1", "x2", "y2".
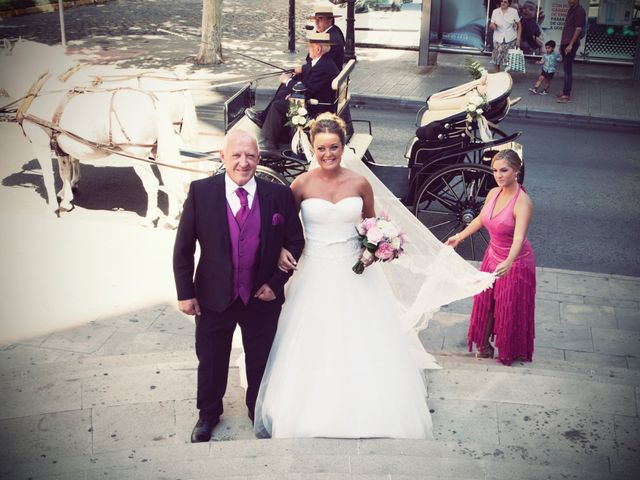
[{"x1": 489, "y1": 0, "x2": 521, "y2": 72}]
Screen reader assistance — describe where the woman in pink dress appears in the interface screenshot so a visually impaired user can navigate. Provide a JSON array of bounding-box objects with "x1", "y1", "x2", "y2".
[{"x1": 446, "y1": 149, "x2": 535, "y2": 365}]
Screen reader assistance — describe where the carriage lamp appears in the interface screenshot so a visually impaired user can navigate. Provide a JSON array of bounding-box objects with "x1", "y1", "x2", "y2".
[{"x1": 290, "y1": 81, "x2": 307, "y2": 109}]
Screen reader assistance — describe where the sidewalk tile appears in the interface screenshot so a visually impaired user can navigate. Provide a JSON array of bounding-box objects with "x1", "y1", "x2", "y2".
[
  {"x1": 615, "y1": 307, "x2": 640, "y2": 332},
  {"x1": 82, "y1": 365, "x2": 196, "y2": 408},
  {"x1": 536, "y1": 270, "x2": 558, "y2": 292},
  {"x1": 148, "y1": 310, "x2": 195, "y2": 336},
  {"x1": 533, "y1": 346, "x2": 565, "y2": 361},
  {"x1": 626, "y1": 356, "x2": 640, "y2": 370},
  {"x1": 564, "y1": 350, "x2": 628, "y2": 369},
  {"x1": 430, "y1": 369, "x2": 636, "y2": 415},
  {"x1": 349, "y1": 454, "x2": 480, "y2": 477},
  {"x1": 535, "y1": 323, "x2": 594, "y2": 351},
  {"x1": 93, "y1": 305, "x2": 166, "y2": 331},
  {"x1": 0, "y1": 377, "x2": 82, "y2": 419},
  {"x1": 498, "y1": 403, "x2": 616, "y2": 457},
  {"x1": 429, "y1": 398, "x2": 498, "y2": 444},
  {"x1": 92, "y1": 400, "x2": 177, "y2": 453},
  {"x1": 560, "y1": 303, "x2": 617, "y2": 328},
  {"x1": 535, "y1": 299, "x2": 560, "y2": 323},
  {"x1": 614, "y1": 414, "x2": 640, "y2": 460},
  {"x1": 609, "y1": 277, "x2": 640, "y2": 301},
  {"x1": 592, "y1": 328, "x2": 640, "y2": 357},
  {"x1": 40, "y1": 323, "x2": 118, "y2": 354},
  {"x1": 536, "y1": 291, "x2": 584, "y2": 304},
  {"x1": 0, "y1": 409, "x2": 91, "y2": 464},
  {"x1": 0, "y1": 344, "x2": 65, "y2": 372},
  {"x1": 556, "y1": 273, "x2": 611, "y2": 297}
]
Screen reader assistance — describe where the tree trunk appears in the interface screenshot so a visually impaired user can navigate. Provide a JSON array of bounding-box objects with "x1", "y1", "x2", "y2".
[{"x1": 195, "y1": 0, "x2": 223, "y2": 65}]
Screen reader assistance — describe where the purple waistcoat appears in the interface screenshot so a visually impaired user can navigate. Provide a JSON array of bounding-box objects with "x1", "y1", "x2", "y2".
[{"x1": 226, "y1": 193, "x2": 261, "y2": 305}]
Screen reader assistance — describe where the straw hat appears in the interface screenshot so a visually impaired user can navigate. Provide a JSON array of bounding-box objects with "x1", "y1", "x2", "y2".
[
  {"x1": 306, "y1": 31, "x2": 334, "y2": 45},
  {"x1": 307, "y1": 5, "x2": 341, "y2": 19}
]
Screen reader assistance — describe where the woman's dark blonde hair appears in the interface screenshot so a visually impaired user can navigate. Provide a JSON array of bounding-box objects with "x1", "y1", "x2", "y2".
[
  {"x1": 309, "y1": 112, "x2": 347, "y2": 146},
  {"x1": 492, "y1": 149, "x2": 522, "y2": 172}
]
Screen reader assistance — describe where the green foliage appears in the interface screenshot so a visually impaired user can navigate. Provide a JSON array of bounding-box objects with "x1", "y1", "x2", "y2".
[{"x1": 464, "y1": 57, "x2": 487, "y2": 80}]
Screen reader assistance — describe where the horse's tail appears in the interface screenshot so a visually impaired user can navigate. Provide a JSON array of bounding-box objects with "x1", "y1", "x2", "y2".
[{"x1": 179, "y1": 90, "x2": 199, "y2": 149}]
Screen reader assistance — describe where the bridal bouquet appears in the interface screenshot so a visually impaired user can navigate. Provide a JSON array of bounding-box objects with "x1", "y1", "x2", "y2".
[{"x1": 352, "y1": 214, "x2": 406, "y2": 274}]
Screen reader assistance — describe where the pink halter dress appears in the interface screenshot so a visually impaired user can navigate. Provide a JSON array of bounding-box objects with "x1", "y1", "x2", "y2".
[{"x1": 468, "y1": 186, "x2": 536, "y2": 365}]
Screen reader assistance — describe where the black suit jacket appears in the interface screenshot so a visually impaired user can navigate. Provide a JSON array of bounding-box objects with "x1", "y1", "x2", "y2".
[
  {"x1": 173, "y1": 174, "x2": 305, "y2": 313},
  {"x1": 298, "y1": 54, "x2": 340, "y2": 117}
]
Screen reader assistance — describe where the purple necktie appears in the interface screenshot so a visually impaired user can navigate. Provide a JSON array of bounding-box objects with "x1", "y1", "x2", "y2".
[{"x1": 235, "y1": 187, "x2": 250, "y2": 227}]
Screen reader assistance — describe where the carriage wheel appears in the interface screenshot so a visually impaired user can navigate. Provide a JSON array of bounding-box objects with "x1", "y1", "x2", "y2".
[
  {"x1": 414, "y1": 164, "x2": 496, "y2": 261},
  {"x1": 214, "y1": 165, "x2": 288, "y2": 186},
  {"x1": 255, "y1": 165, "x2": 288, "y2": 185},
  {"x1": 260, "y1": 151, "x2": 308, "y2": 184}
]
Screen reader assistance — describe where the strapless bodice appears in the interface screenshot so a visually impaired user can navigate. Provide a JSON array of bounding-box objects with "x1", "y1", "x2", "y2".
[{"x1": 300, "y1": 196, "x2": 363, "y2": 260}]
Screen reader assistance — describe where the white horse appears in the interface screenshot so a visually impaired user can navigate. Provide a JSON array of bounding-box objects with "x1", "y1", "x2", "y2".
[
  {"x1": 61, "y1": 69, "x2": 201, "y2": 197},
  {"x1": 1, "y1": 40, "x2": 189, "y2": 227}
]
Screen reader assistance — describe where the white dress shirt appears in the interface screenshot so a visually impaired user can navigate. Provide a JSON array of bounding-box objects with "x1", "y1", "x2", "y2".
[
  {"x1": 225, "y1": 174, "x2": 257, "y2": 215},
  {"x1": 491, "y1": 7, "x2": 520, "y2": 44}
]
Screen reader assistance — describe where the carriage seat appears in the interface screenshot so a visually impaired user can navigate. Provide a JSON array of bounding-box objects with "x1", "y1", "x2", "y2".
[
  {"x1": 419, "y1": 72, "x2": 513, "y2": 129},
  {"x1": 307, "y1": 59, "x2": 356, "y2": 118}
]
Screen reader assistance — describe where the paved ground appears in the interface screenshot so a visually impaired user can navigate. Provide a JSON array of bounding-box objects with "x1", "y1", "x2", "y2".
[{"x1": 0, "y1": 0, "x2": 639, "y2": 478}]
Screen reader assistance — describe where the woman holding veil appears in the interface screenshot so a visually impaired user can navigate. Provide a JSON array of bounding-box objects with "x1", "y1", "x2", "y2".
[{"x1": 253, "y1": 113, "x2": 494, "y2": 439}]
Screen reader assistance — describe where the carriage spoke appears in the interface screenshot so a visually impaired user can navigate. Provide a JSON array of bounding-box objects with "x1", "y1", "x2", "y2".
[
  {"x1": 428, "y1": 219, "x2": 459, "y2": 230},
  {"x1": 440, "y1": 176, "x2": 463, "y2": 203},
  {"x1": 442, "y1": 225, "x2": 458, "y2": 241},
  {"x1": 470, "y1": 232, "x2": 476, "y2": 259},
  {"x1": 422, "y1": 189, "x2": 458, "y2": 211}
]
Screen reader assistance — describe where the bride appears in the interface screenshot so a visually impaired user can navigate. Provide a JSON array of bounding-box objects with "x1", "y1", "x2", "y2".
[{"x1": 253, "y1": 113, "x2": 494, "y2": 439}]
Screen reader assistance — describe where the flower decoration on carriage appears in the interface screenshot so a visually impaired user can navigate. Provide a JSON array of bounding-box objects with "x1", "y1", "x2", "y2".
[
  {"x1": 465, "y1": 91, "x2": 490, "y2": 131},
  {"x1": 286, "y1": 105, "x2": 310, "y2": 129},
  {"x1": 464, "y1": 57, "x2": 488, "y2": 80},
  {"x1": 352, "y1": 212, "x2": 406, "y2": 275}
]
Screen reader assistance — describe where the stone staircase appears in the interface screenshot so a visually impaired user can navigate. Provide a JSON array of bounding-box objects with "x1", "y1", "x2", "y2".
[{"x1": 1, "y1": 267, "x2": 639, "y2": 479}]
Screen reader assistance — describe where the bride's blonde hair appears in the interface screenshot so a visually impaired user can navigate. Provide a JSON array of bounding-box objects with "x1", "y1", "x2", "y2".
[{"x1": 309, "y1": 112, "x2": 347, "y2": 146}]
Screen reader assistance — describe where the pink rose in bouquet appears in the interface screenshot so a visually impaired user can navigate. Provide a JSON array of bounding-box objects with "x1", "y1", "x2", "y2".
[{"x1": 352, "y1": 214, "x2": 405, "y2": 274}]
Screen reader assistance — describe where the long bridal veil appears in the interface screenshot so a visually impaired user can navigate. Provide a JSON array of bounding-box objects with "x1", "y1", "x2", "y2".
[{"x1": 292, "y1": 129, "x2": 495, "y2": 369}]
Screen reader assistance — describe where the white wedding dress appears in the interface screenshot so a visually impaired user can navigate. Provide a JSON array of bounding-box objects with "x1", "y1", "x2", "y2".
[{"x1": 253, "y1": 196, "x2": 436, "y2": 439}]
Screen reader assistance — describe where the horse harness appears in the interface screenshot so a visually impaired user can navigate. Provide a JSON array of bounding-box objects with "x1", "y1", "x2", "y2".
[
  {"x1": 12, "y1": 74, "x2": 219, "y2": 175},
  {"x1": 16, "y1": 74, "x2": 157, "y2": 159}
]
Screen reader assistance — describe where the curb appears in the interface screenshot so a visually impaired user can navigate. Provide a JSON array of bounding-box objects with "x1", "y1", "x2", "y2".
[{"x1": 236, "y1": 85, "x2": 640, "y2": 129}]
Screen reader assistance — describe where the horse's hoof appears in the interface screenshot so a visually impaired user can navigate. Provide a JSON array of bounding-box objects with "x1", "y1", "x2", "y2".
[
  {"x1": 141, "y1": 218, "x2": 159, "y2": 228},
  {"x1": 59, "y1": 204, "x2": 74, "y2": 213},
  {"x1": 162, "y1": 219, "x2": 179, "y2": 230}
]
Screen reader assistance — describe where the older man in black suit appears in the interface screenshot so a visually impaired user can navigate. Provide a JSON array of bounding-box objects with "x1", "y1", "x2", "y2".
[
  {"x1": 246, "y1": 31, "x2": 339, "y2": 151},
  {"x1": 173, "y1": 129, "x2": 305, "y2": 442}
]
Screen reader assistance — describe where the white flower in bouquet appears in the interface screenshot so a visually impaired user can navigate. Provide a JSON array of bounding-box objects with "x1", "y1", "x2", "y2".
[
  {"x1": 379, "y1": 220, "x2": 399, "y2": 238},
  {"x1": 476, "y1": 108, "x2": 484, "y2": 115},
  {"x1": 297, "y1": 107, "x2": 308, "y2": 116},
  {"x1": 293, "y1": 115, "x2": 307, "y2": 126}
]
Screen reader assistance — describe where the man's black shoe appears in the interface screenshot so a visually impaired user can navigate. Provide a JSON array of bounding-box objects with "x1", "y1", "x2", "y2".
[
  {"x1": 190, "y1": 417, "x2": 219, "y2": 443},
  {"x1": 245, "y1": 108, "x2": 265, "y2": 127}
]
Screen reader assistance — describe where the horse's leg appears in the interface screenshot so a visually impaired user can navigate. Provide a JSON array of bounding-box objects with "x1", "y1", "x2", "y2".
[
  {"x1": 157, "y1": 165, "x2": 187, "y2": 229},
  {"x1": 132, "y1": 163, "x2": 161, "y2": 227},
  {"x1": 71, "y1": 158, "x2": 81, "y2": 192},
  {"x1": 56, "y1": 154, "x2": 75, "y2": 212},
  {"x1": 29, "y1": 137, "x2": 60, "y2": 216}
]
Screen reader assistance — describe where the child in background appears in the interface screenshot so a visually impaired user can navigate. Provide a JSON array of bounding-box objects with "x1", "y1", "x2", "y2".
[{"x1": 528, "y1": 40, "x2": 561, "y2": 95}]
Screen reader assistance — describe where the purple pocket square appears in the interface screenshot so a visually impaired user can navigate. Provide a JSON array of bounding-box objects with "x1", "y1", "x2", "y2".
[{"x1": 272, "y1": 213, "x2": 285, "y2": 226}]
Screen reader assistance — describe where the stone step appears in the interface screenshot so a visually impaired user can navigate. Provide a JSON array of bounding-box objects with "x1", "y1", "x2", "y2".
[{"x1": 2, "y1": 437, "x2": 635, "y2": 480}]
